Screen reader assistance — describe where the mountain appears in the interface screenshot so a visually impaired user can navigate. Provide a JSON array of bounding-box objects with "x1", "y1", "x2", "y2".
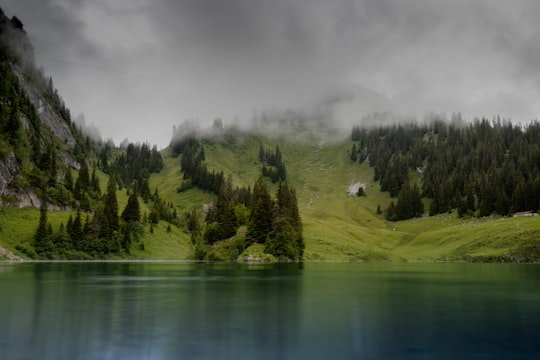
[
  {"x1": 154, "y1": 124, "x2": 540, "y2": 262},
  {"x1": 1, "y1": 7, "x2": 539, "y2": 262},
  {"x1": 0, "y1": 9, "x2": 83, "y2": 208}
]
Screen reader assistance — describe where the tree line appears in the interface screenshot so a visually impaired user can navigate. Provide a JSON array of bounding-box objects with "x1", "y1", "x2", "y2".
[
  {"x1": 351, "y1": 117, "x2": 540, "y2": 220},
  {"x1": 259, "y1": 143, "x2": 286, "y2": 183},
  {"x1": 99, "y1": 141, "x2": 163, "y2": 201},
  {"x1": 33, "y1": 136, "x2": 174, "y2": 259},
  {"x1": 33, "y1": 176, "x2": 143, "y2": 259}
]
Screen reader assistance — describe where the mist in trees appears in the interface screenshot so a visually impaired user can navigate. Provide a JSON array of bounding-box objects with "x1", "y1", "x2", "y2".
[{"x1": 351, "y1": 117, "x2": 540, "y2": 220}]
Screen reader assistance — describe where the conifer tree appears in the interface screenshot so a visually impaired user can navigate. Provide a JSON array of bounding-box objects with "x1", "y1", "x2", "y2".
[
  {"x1": 91, "y1": 207, "x2": 108, "y2": 239},
  {"x1": 216, "y1": 181, "x2": 236, "y2": 239},
  {"x1": 393, "y1": 183, "x2": 423, "y2": 220},
  {"x1": 34, "y1": 199, "x2": 49, "y2": 249},
  {"x1": 265, "y1": 181, "x2": 304, "y2": 260},
  {"x1": 247, "y1": 176, "x2": 273, "y2": 244},
  {"x1": 70, "y1": 208, "x2": 83, "y2": 244},
  {"x1": 122, "y1": 189, "x2": 140, "y2": 223},
  {"x1": 83, "y1": 214, "x2": 91, "y2": 234},
  {"x1": 66, "y1": 214, "x2": 73, "y2": 235},
  {"x1": 91, "y1": 164, "x2": 101, "y2": 195},
  {"x1": 259, "y1": 143, "x2": 265, "y2": 162},
  {"x1": 6, "y1": 103, "x2": 21, "y2": 146},
  {"x1": 77, "y1": 161, "x2": 90, "y2": 193},
  {"x1": 121, "y1": 226, "x2": 131, "y2": 253},
  {"x1": 35, "y1": 201, "x2": 57, "y2": 258},
  {"x1": 187, "y1": 209, "x2": 199, "y2": 234},
  {"x1": 64, "y1": 167, "x2": 73, "y2": 192},
  {"x1": 104, "y1": 177, "x2": 119, "y2": 233},
  {"x1": 350, "y1": 143, "x2": 358, "y2": 162}
]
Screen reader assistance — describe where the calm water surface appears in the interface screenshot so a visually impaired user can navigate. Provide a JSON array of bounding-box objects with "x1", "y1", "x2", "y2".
[{"x1": 0, "y1": 262, "x2": 539, "y2": 359}]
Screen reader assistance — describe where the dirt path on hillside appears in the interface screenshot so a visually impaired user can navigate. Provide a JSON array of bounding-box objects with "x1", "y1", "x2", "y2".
[{"x1": 0, "y1": 245, "x2": 22, "y2": 261}]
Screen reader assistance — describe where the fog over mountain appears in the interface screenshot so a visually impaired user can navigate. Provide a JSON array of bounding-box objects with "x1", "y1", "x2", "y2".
[{"x1": 4, "y1": 0, "x2": 540, "y2": 146}]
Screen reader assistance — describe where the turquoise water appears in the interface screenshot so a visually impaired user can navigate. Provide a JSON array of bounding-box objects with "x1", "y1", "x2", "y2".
[{"x1": 0, "y1": 262, "x2": 539, "y2": 359}]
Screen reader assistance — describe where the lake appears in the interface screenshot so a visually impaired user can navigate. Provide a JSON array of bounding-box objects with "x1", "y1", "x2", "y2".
[{"x1": 0, "y1": 262, "x2": 539, "y2": 359}]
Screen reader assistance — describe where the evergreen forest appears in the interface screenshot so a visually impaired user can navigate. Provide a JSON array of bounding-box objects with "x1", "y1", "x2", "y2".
[{"x1": 350, "y1": 117, "x2": 540, "y2": 221}]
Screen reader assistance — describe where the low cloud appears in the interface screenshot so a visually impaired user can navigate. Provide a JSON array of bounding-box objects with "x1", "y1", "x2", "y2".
[{"x1": 3, "y1": 0, "x2": 540, "y2": 146}]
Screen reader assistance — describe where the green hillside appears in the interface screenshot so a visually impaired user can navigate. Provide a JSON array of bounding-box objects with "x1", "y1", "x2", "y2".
[
  {"x1": 2, "y1": 4, "x2": 538, "y2": 262},
  {"x1": 149, "y1": 133, "x2": 540, "y2": 262},
  {"x1": 2, "y1": 129, "x2": 540, "y2": 262}
]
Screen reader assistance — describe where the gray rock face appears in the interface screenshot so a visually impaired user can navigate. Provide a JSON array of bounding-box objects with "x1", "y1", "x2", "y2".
[
  {"x1": 5, "y1": 188, "x2": 41, "y2": 208},
  {"x1": 0, "y1": 152, "x2": 19, "y2": 196},
  {"x1": 12, "y1": 66, "x2": 76, "y2": 147}
]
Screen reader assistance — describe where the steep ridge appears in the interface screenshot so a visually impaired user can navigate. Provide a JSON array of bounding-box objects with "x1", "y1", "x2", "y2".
[{"x1": 0, "y1": 8, "x2": 82, "y2": 207}]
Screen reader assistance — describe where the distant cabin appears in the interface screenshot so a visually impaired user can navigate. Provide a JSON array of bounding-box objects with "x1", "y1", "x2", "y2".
[
  {"x1": 347, "y1": 182, "x2": 366, "y2": 197},
  {"x1": 513, "y1": 211, "x2": 538, "y2": 218}
]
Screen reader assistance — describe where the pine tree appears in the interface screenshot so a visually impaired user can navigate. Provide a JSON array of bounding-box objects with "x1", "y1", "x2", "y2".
[
  {"x1": 45, "y1": 145, "x2": 58, "y2": 187},
  {"x1": 64, "y1": 167, "x2": 73, "y2": 191},
  {"x1": 70, "y1": 208, "x2": 83, "y2": 245},
  {"x1": 83, "y1": 214, "x2": 91, "y2": 234},
  {"x1": 385, "y1": 201, "x2": 397, "y2": 221},
  {"x1": 104, "y1": 177, "x2": 119, "y2": 233},
  {"x1": 121, "y1": 190, "x2": 140, "y2": 223},
  {"x1": 265, "y1": 181, "x2": 304, "y2": 260},
  {"x1": 247, "y1": 176, "x2": 273, "y2": 244},
  {"x1": 34, "y1": 200, "x2": 49, "y2": 256},
  {"x1": 80, "y1": 193, "x2": 91, "y2": 211},
  {"x1": 77, "y1": 161, "x2": 90, "y2": 193},
  {"x1": 258, "y1": 143, "x2": 265, "y2": 162},
  {"x1": 34, "y1": 200, "x2": 47, "y2": 246},
  {"x1": 121, "y1": 226, "x2": 131, "y2": 253},
  {"x1": 66, "y1": 214, "x2": 73, "y2": 235},
  {"x1": 215, "y1": 181, "x2": 236, "y2": 239},
  {"x1": 6, "y1": 103, "x2": 21, "y2": 146},
  {"x1": 91, "y1": 207, "x2": 107, "y2": 239},
  {"x1": 457, "y1": 196, "x2": 468, "y2": 218},
  {"x1": 350, "y1": 144, "x2": 358, "y2": 162},
  {"x1": 187, "y1": 209, "x2": 199, "y2": 233},
  {"x1": 393, "y1": 182, "x2": 423, "y2": 220},
  {"x1": 91, "y1": 164, "x2": 101, "y2": 195}
]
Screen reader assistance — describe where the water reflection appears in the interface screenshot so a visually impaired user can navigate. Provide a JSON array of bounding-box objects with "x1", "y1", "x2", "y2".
[
  {"x1": 0, "y1": 262, "x2": 303, "y2": 360},
  {"x1": 1, "y1": 262, "x2": 539, "y2": 359},
  {"x1": 300, "y1": 263, "x2": 540, "y2": 359}
]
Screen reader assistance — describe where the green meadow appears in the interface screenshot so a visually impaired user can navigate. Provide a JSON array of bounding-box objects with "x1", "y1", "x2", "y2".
[
  {"x1": 149, "y1": 134, "x2": 540, "y2": 262},
  {"x1": 2, "y1": 133, "x2": 540, "y2": 262}
]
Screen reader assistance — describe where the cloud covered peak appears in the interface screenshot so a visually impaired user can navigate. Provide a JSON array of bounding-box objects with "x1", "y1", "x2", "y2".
[{"x1": 3, "y1": 0, "x2": 540, "y2": 146}]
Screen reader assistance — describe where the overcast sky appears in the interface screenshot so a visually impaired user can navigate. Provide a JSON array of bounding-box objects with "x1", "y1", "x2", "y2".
[{"x1": 3, "y1": 0, "x2": 540, "y2": 147}]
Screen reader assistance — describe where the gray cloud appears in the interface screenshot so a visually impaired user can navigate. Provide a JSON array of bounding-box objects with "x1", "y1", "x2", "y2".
[{"x1": 2, "y1": 0, "x2": 540, "y2": 146}]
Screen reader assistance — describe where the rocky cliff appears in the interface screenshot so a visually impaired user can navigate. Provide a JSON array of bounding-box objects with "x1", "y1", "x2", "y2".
[
  {"x1": 12, "y1": 66, "x2": 76, "y2": 147},
  {"x1": 0, "y1": 152, "x2": 19, "y2": 197},
  {"x1": 0, "y1": 7, "x2": 81, "y2": 208}
]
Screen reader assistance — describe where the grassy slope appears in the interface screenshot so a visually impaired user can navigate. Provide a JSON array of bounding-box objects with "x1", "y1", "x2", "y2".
[
  {"x1": 2, "y1": 133, "x2": 540, "y2": 261},
  {"x1": 152, "y1": 133, "x2": 540, "y2": 262},
  {"x1": 199, "y1": 135, "x2": 402, "y2": 261},
  {"x1": 0, "y1": 167, "x2": 194, "y2": 260}
]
